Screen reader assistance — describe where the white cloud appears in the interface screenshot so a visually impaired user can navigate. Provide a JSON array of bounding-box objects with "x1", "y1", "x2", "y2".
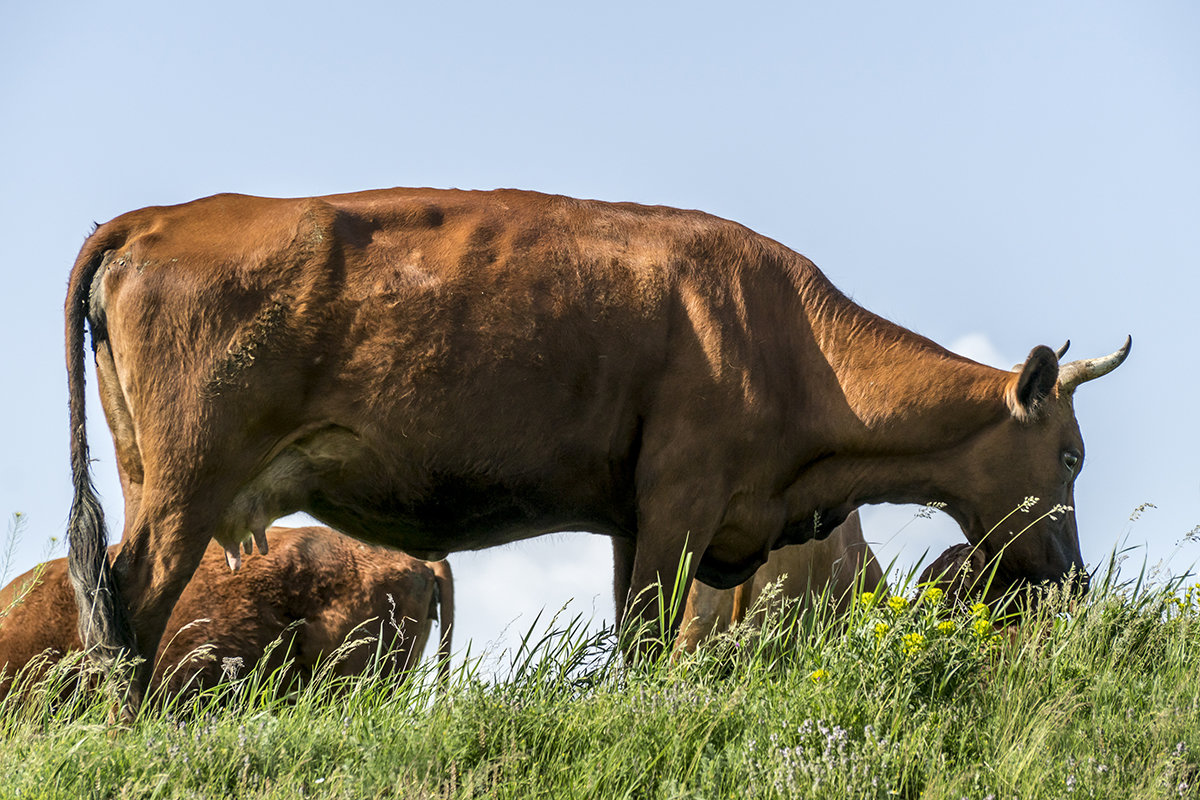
[{"x1": 948, "y1": 332, "x2": 1011, "y2": 370}]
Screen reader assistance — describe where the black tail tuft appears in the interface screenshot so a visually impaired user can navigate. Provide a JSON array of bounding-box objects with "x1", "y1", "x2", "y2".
[
  {"x1": 66, "y1": 469, "x2": 134, "y2": 661},
  {"x1": 65, "y1": 240, "x2": 136, "y2": 663}
]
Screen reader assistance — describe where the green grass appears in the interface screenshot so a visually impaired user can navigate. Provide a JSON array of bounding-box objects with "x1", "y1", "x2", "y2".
[{"x1": 1, "y1": 561, "x2": 1198, "y2": 799}]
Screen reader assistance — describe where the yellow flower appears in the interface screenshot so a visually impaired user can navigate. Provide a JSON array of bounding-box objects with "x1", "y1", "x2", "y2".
[
  {"x1": 937, "y1": 620, "x2": 957, "y2": 635},
  {"x1": 972, "y1": 618, "x2": 993, "y2": 638},
  {"x1": 809, "y1": 668, "x2": 829, "y2": 683},
  {"x1": 921, "y1": 587, "x2": 945, "y2": 605},
  {"x1": 888, "y1": 595, "x2": 909, "y2": 613},
  {"x1": 860, "y1": 591, "x2": 877, "y2": 608},
  {"x1": 902, "y1": 633, "x2": 926, "y2": 655},
  {"x1": 970, "y1": 602, "x2": 990, "y2": 619},
  {"x1": 874, "y1": 621, "x2": 890, "y2": 639}
]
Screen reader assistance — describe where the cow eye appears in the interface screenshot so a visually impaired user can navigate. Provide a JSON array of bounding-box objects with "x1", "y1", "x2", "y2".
[{"x1": 1062, "y1": 451, "x2": 1080, "y2": 473}]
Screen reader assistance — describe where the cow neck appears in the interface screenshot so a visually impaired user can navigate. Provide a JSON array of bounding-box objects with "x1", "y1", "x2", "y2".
[
  {"x1": 799, "y1": 272, "x2": 1011, "y2": 446},
  {"x1": 787, "y1": 272, "x2": 1015, "y2": 512}
]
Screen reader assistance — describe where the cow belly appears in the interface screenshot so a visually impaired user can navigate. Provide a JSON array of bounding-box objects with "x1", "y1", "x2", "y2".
[
  {"x1": 307, "y1": 475, "x2": 629, "y2": 555},
  {"x1": 220, "y1": 424, "x2": 631, "y2": 556}
]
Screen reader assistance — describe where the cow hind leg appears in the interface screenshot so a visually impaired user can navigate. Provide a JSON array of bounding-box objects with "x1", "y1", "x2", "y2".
[{"x1": 111, "y1": 494, "x2": 227, "y2": 709}]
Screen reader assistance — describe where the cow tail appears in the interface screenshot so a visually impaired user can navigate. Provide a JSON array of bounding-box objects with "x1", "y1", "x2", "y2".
[
  {"x1": 430, "y1": 560, "x2": 454, "y2": 689},
  {"x1": 65, "y1": 230, "x2": 135, "y2": 663}
]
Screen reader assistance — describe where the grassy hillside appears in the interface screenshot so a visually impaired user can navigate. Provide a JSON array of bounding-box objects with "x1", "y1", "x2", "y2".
[{"x1": 1, "y1": 558, "x2": 1197, "y2": 799}]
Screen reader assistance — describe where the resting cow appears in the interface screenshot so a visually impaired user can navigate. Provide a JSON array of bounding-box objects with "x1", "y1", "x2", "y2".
[
  {"x1": 64, "y1": 187, "x2": 1128, "y2": 708},
  {"x1": 0, "y1": 526, "x2": 452, "y2": 699},
  {"x1": 674, "y1": 509, "x2": 885, "y2": 652},
  {"x1": 917, "y1": 543, "x2": 1013, "y2": 608}
]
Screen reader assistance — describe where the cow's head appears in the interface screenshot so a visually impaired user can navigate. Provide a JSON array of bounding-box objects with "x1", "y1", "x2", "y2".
[{"x1": 938, "y1": 338, "x2": 1130, "y2": 592}]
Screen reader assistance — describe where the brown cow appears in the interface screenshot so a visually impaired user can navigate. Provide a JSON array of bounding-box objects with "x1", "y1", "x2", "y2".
[
  {"x1": 917, "y1": 543, "x2": 1012, "y2": 609},
  {"x1": 674, "y1": 510, "x2": 885, "y2": 652},
  {"x1": 0, "y1": 526, "x2": 452, "y2": 699},
  {"x1": 64, "y1": 187, "x2": 1128, "y2": 707}
]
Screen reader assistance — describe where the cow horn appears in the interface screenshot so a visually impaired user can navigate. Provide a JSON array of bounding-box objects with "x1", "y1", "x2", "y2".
[{"x1": 1057, "y1": 336, "x2": 1131, "y2": 393}]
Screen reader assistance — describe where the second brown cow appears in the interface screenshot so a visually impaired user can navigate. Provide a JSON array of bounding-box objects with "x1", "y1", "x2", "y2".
[
  {"x1": 674, "y1": 509, "x2": 885, "y2": 652},
  {"x1": 0, "y1": 526, "x2": 452, "y2": 699}
]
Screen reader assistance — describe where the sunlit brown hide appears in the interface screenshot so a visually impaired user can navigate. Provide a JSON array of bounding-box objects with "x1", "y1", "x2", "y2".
[
  {"x1": 0, "y1": 526, "x2": 452, "y2": 698},
  {"x1": 63, "y1": 187, "x2": 1128, "y2": 707},
  {"x1": 674, "y1": 510, "x2": 884, "y2": 652}
]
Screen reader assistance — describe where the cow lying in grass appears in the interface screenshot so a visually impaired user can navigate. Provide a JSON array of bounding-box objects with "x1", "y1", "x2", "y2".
[
  {"x1": 917, "y1": 543, "x2": 1020, "y2": 609},
  {"x1": 0, "y1": 526, "x2": 452, "y2": 699},
  {"x1": 674, "y1": 510, "x2": 885, "y2": 652}
]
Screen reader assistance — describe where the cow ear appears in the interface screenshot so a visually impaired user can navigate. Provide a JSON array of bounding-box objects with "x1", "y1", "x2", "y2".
[{"x1": 1006, "y1": 345, "x2": 1059, "y2": 421}]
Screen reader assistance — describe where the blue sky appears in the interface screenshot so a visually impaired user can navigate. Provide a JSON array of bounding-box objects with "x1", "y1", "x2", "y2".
[{"x1": 2, "y1": 1, "x2": 1197, "y2": 665}]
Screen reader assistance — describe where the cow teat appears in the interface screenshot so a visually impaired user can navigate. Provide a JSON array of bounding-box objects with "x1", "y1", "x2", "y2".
[{"x1": 252, "y1": 526, "x2": 269, "y2": 556}]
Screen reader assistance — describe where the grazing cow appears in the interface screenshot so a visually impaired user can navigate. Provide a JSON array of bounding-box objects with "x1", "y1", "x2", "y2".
[
  {"x1": 0, "y1": 526, "x2": 452, "y2": 699},
  {"x1": 674, "y1": 510, "x2": 885, "y2": 652},
  {"x1": 65, "y1": 187, "x2": 1128, "y2": 708}
]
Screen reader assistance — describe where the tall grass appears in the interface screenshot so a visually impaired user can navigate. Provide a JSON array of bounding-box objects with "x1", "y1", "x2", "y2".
[{"x1": 1, "y1": 555, "x2": 1198, "y2": 799}]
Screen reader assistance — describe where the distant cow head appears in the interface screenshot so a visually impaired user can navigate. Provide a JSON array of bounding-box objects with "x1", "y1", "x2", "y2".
[{"x1": 935, "y1": 338, "x2": 1130, "y2": 590}]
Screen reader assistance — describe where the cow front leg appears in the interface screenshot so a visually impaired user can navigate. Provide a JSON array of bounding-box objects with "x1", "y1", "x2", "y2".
[
  {"x1": 619, "y1": 531, "x2": 709, "y2": 660},
  {"x1": 618, "y1": 478, "x2": 726, "y2": 659},
  {"x1": 618, "y1": 473, "x2": 787, "y2": 659}
]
